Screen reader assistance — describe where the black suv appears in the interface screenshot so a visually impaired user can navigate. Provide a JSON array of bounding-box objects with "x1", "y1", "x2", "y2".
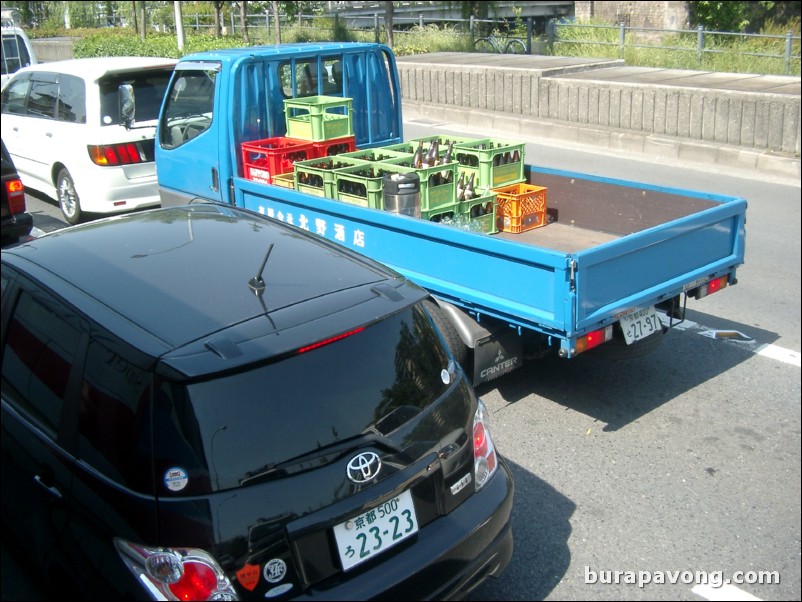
[
  {"x1": 1, "y1": 138, "x2": 32, "y2": 246},
  {"x1": 1, "y1": 204, "x2": 513, "y2": 600}
]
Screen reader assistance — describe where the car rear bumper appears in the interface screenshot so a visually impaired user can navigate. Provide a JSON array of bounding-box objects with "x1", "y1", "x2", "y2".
[
  {"x1": 296, "y1": 457, "x2": 515, "y2": 601},
  {"x1": 1, "y1": 212, "x2": 34, "y2": 243}
]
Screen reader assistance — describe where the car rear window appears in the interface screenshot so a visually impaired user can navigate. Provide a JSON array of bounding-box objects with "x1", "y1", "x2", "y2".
[
  {"x1": 154, "y1": 304, "x2": 453, "y2": 493},
  {"x1": 99, "y1": 68, "x2": 173, "y2": 125}
]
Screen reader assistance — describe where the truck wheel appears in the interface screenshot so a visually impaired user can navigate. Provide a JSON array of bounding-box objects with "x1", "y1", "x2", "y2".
[
  {"x1": 424, "y1": 299, "x2": 469, "y2": 368},
  {"x1": 57, "y1": 168, "x2": 83, "y2": 225}
]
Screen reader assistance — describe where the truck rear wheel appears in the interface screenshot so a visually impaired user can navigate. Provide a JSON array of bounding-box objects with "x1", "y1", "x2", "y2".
[{"x1": 424, "y1": 299, "x2": 469, "y2": 369}]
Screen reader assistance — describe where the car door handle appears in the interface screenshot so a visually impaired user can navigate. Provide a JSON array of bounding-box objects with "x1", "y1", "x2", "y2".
[{"x1": 34, "y1": 474, "x2": 63, "y2": 499}]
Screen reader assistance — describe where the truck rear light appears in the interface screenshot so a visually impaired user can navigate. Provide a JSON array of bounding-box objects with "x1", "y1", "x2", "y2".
[
  {"x1": 473, "y1": 400, "x2": 498, "y2": 491},
  {"x1": 575, "y1": 325, "x2": 613, "y2": 354},
  {"x1": 692, "y1": 275, "x2": 728, "y2": 299},
  {"x1": 88, "y1": 143, "x2": 148, "y2": 166},
  {"x1": 5, "y1": 177, "x2": 26, "y2": 214},
  {"x1": 115, "y1": 539, "x2": 238, "y2": 601}
]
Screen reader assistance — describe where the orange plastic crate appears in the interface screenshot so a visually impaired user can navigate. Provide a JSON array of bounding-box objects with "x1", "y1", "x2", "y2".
[
  {"x1": 493, "y1": 183, "x2": 548, "y2": 233},
  {"x1": 241, "y1": 137, "x2": 315, "y2": 184}
]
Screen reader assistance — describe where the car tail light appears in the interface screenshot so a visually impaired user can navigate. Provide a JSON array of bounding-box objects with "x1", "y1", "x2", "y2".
[
  {"x1": 691, "y1": 275, "x2": 728, "y2": 299},
  {"x1": 575, "y1": 325, "x2": 614, "y2": 355},
  {"x1": 473, "y1": 400, "x2": 498, "y2": 491},
  {"x1": 88, "y1": 143, "x2": 149, "y2": 166},
  {"x1": 115, "y1": 539, "x2": 238, "y2": 601},
  {"x1": 6, "y1": 176, "x2": 26, "y2": 214}
]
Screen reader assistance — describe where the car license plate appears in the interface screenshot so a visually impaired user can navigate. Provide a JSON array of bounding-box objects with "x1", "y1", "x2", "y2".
[
  {"x1": 333, "y1": 490, "x2": 419, "y2": 571},
  {"x1": 619, "y1": 306, "x2": 662, "y2": 344}
]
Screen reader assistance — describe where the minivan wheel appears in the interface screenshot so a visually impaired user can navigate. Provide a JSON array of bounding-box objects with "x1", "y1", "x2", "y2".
[{"x1": 57, "y1": 168, "x2": 83, "y2": 225}]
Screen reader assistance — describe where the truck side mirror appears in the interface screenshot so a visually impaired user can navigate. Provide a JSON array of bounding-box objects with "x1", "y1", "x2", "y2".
[{"x1": 119, "y1": 83, "x2": 135, "y2": 129}]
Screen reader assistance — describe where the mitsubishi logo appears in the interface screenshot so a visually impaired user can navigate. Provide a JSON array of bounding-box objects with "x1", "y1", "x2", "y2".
[
  {"x1": 494, "y1": 349, "x2": 505, "y2": 362},
  {"x1": 346, "y1": 452, "x2": 382, "y2": 484}
]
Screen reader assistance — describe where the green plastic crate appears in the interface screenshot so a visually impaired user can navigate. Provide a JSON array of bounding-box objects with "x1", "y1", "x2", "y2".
[
  {"x1": 334, "y1": 162, "x2": 413, "y2": 209},
  {"x1": 386, "y1": 158, "x2": 458, "y2": 212},
  {"x1": 284, "y1": 96, "x2": 354, "y2": 141},
  {"x1": 458, "y1": 191, "x2": 499, "y2": 234},
  {"x1": 293, "y1": 157, "x2": 364, "y2": 199},
  {"x1": 453, "y1": 138, "x2": 525, "y2": 189},
  {"x1": 339, "y1": 148, "x2": 413, "y2": 163},
  {"x1": 421, "y1": 202, "x2": 460, "y2": 223}
]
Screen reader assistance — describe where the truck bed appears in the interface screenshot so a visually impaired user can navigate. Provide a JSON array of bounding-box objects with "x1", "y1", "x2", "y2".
[{"x1": 236, "y1": 163, "x2": 746, "y2": 355}]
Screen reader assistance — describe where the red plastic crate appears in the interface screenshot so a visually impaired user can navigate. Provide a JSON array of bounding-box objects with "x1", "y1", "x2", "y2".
[
  {"x1": 311, "y1": 136, "x2": 356, "y2": 159},
  {"x1": 241, "y1": 137, "x2": 315, "y2": 184},
  {"x1": 493, "y1": 183, "x2": 548, "y2": 233}
]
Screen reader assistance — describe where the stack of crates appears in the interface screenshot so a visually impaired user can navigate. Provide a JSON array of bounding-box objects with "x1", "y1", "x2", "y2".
[
  {"x1": 241, "y1": 137, "x2": 315, "y2": 185},
  {"x1": 493, "y1": 183, "x2": 548, "y2": 233},
  {"x1": 453, "y1": 138, "x2": 525, "y2": 191}
]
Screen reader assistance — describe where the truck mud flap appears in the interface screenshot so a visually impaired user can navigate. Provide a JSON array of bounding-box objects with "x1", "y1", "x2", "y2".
[{"x1": 473, "y1": 328, "x2": 523, "y2": 386}]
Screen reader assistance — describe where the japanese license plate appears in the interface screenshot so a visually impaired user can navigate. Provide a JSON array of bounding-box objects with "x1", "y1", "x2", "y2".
[
  {"x1": 619, "y1": 306, "x2": 662, "y2": 344},
  {"x1": 333, "y1": 490, "x2": 419, "y2": 571}
]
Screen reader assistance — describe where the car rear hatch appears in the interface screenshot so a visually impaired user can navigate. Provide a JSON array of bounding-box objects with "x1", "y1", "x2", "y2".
[{"x1": 153, "y1": 298, "x2": 484, "y2": 599}]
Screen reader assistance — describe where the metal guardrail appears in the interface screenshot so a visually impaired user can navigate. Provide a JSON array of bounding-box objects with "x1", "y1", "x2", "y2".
[{"x1": 548, "y1": 22, "x2": 801, "y2": 76}]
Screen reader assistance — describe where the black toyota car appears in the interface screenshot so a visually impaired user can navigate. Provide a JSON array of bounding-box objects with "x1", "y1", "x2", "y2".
[{"x1": 0, "y1": 203, "x2": 513, "y2": 600}]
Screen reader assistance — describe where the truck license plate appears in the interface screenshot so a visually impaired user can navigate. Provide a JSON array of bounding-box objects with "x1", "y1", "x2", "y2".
[
  {"x1": 333, "y1": 490, "x2": 419, "y2": 571},
  {"x1": 620, "y1": 306, "x2": 662, "y2": 344}
]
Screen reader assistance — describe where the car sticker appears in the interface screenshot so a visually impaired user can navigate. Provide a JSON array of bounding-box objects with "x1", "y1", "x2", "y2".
[
  {"x1": 163, "y1": 467, "x2": 188, "y2": 491},
  {"x1": 265, "y1": 583, "x2": 294, "y2": 598},
  {"x1": 236, "y1": 563, "x2": 261, "y2": 591},
  {"x1": 263, "y1": 558, "x2": 287, "y2": 583}
]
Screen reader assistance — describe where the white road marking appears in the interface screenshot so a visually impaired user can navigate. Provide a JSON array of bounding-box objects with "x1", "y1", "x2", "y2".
[
  {"x1": 661, "y1": 316, "x2": 800, "y2": 367},
  {"x1": 692, "y1": 583, "x2": 762, "y2": 601}
]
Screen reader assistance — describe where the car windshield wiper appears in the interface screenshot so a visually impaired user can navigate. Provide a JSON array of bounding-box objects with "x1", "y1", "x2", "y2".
[{"x1": 240, "y1": 432, "x2": 402, "y2": 487}]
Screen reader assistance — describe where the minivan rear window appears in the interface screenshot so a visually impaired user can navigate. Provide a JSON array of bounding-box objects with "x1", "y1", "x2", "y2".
[
  {"x1": 156, "y1": 305, "x2": 453, "y2": 493},
  {"x1": 99, "y1": 69, "x2": 173, "y2": 125}
]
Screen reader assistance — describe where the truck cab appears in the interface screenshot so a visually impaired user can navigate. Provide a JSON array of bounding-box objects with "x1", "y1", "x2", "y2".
[{"x1": 156, "y1": 43, "x2": 403, "y2": 207}]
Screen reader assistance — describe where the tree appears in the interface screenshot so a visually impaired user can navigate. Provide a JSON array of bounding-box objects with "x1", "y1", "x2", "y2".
[
  {"x1": 239, "y1": 0, "x2": 250, "y2": 44},
  {"x1": 131, "y1": 1, "x2": 139, "y2": 34},
  {"x1": 212, "y1": 0, "x2": 223, "y2": 37},
  {"x1": 384, "y1": 1, "x2": 394, "y2": 48},
  {"x1": 689, "y1": 0, "x2": 801, "y2": 33},
  {"x1": 272, "y1": 0, "x2": 280, "y2": 43}
]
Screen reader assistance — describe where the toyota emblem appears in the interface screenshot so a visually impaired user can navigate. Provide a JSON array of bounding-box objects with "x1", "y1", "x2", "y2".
[{"x1": 346, "y1": 452, "x2": 382, "y2": 484}]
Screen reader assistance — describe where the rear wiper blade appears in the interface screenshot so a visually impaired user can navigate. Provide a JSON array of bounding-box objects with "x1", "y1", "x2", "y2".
[{"x1": 240, "y1": 433, "x2": 402, "y2": 487}]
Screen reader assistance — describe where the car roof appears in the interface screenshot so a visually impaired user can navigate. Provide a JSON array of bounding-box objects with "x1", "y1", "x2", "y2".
[
  {"x1": 12, "y1": 56, "x2": 177, "y2": 80},
  {"x1": 1, "y1": 205, "x2": 411, "y2": 371}
]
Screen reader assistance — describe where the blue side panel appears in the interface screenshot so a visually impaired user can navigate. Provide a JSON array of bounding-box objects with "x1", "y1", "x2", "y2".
[{"x1": 235, "y1": 178, "x2": 573, "y2": 335}]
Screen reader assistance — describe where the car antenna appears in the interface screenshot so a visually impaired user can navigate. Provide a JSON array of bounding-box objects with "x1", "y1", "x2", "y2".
[{"x1": 248, "y1": 243, "x2": 273, "y2": 297}]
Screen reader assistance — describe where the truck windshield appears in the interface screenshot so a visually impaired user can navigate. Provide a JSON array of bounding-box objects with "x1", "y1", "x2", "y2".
[{"x1": 160, "y1": 67, "x2": 217, "y2": 149}]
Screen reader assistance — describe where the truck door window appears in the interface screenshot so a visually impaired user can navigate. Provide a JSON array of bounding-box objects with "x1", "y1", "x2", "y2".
[{"x1": 160, "y1": 68, "x2": 217, "y2": 149}]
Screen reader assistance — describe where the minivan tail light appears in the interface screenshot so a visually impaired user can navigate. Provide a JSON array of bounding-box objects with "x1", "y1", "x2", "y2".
[
  {"x1": 6, "y1": 177, "x2": 26, "y2": 214},
  {"x1": 88, "y1": 143, "x2": 148, "y2": 166},
  {"x1": 115, "y1": 539, "x2": 238, "y2": 601},
  {"x1": 473, "y1": 399, "x2": 498, "y2": 491}
]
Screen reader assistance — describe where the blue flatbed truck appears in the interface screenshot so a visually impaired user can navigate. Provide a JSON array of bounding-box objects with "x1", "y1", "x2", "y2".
[{"x1": 154, "y1": 42, "x2": 746, "y2": 385}]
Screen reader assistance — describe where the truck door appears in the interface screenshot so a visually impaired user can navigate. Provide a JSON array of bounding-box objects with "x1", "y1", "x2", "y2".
[{"x1": 156, "y1": 62, "x2": 223, "y2": 205}]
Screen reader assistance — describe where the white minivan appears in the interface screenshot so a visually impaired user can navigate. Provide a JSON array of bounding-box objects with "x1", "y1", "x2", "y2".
[{"x1": 0, "y1": 57, "x2": 176, "y2": 224}]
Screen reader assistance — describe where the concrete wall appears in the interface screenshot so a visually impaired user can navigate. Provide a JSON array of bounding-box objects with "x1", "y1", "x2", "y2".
[
  {"x1": 396, "y1": 53, "x2": 801, "y2": 159},
  {"x1": 30, "y1": 38, "x2": 75, "y2": 63}
]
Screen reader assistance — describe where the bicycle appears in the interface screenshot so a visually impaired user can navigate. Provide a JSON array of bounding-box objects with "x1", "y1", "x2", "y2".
[{"x1": 473, "y1": 34, "x2": 527, "y2": 54}]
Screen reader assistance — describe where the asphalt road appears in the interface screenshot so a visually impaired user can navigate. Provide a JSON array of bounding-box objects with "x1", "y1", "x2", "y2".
[{"x1": 3, "y1": 127, "x2": 800, "y2": 601}]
